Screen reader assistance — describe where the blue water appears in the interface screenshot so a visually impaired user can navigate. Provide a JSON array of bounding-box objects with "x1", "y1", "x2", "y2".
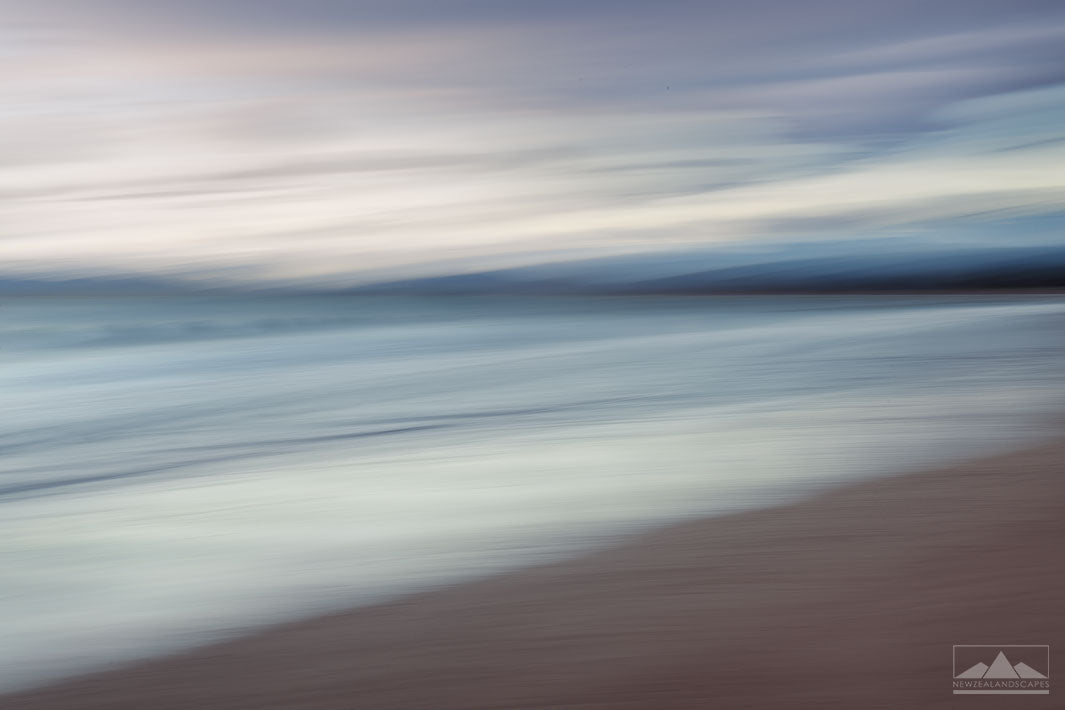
[{"x1": 1, "y1": 295, "x2": 1063, "y2": 689}]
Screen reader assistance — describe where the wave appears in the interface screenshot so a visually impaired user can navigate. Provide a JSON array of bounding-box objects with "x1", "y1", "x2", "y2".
[{"x1": 2, "y1": 312, "x2": 375, "y2": 352}]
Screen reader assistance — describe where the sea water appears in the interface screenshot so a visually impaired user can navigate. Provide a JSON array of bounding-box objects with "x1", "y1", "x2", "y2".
[{"x1": 2, "y1": 294, "x2": 1063, "y2": 688}]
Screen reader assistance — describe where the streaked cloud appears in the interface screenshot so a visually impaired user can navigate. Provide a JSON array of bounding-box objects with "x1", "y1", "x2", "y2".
[{"x1": 1, "y1": 0, "x2": 1064, "y2": 283}]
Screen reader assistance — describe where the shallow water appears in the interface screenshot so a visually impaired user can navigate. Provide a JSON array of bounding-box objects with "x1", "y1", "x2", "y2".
[{"x1": 2, "y1": 294, "x2": 1063, "y2": 689}]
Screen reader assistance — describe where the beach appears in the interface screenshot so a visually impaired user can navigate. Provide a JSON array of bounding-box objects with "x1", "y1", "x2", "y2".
[
  {"x1": 5, "y1": 295, "x2": 1062, "y2": 691},
  {"x1": 5, "y1": 434, "x2": 1062, "y2": 709},
  {"x1": 6, "y1": 0, "x2": 1065, "y2": 703},
  {"x1": 4, "y1": 0, "x2": 1065, "y2": 700}
]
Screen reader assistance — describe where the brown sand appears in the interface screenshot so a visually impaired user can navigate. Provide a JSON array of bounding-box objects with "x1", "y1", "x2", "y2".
[{"x1": 5, "y1": 440, "x2": 1063, "y2": 709}]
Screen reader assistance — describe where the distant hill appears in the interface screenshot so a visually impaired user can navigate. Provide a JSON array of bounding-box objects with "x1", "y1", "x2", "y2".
[
  {"x1": 0, "y1": 273, "x2": 194, "y2": 296},
  {"x1": 3, "y1": 242, "x2": 1064, "y2": 296},
  {"x1": 348, "y1": 244, "x2": 1065, "y2": 295}
]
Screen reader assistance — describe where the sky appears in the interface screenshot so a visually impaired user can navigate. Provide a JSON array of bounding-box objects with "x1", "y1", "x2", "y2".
[{"x1": 2, "y1": 0, "x2": 1065, "y2": 285}]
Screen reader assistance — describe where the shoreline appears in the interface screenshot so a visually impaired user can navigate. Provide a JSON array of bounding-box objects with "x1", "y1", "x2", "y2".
[{"x1": 5, "y1": 438, "x2": 1063, "y2": 709}]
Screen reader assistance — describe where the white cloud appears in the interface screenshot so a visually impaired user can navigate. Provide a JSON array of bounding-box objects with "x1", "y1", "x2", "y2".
[{"x1": 0, "y1": 2, "x2": 1063, "y2": 282}]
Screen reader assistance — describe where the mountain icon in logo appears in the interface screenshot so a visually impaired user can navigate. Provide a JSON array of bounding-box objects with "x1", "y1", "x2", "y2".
[{"x1": 955, "y1": 651, "x2": 1048, "y2": 679}]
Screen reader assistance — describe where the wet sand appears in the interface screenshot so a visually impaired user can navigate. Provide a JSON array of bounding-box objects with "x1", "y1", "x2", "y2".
[{"x1": 5, "y1": 438, "x2": 1063, "y2": 709}]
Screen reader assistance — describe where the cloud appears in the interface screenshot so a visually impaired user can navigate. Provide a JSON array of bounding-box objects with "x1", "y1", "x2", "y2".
[{"x1": 0, "y1": 0, "x2": 1063, "y2": 282}]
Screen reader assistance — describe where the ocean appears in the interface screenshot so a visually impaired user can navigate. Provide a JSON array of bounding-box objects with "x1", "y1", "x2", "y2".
[{"x1": 2, "y1": 294, "x2": 1063, "y2": 689}]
